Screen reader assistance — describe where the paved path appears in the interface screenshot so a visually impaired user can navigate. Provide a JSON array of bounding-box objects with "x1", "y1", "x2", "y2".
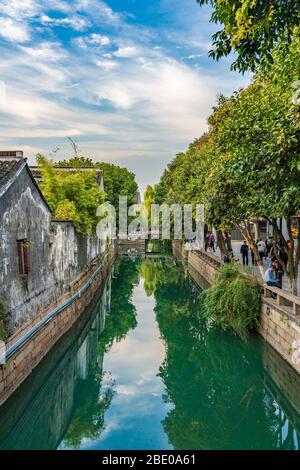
[{"x1": 211, "y1": 241, "x2": 300, "y2": 294}]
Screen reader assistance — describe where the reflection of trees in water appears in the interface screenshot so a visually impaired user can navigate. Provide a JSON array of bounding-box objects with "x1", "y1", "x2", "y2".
[
  {"x1": 63, "y1": 372, "x2": 114, "y2": 449},
  {"x1": 99, "y1": 259, "x2": 139, "y2": 353},
  {"x1": 64, "y1": 258, "x2": 140, "y2": 448},
  {"x1": 140, "y1": 259, "x2": 299, "y2": 450},
  {"x1": 139, "y1": 258, "x2": 181, "y2": 297}
]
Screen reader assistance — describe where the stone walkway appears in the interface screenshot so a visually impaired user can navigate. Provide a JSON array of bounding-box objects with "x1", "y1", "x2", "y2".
[{"x1": 211, "y1": 241, "x2": 300, "y2": 295}]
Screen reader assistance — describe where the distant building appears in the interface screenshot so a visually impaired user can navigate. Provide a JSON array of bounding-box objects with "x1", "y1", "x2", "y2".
[
  {"x1": 133, "y1": 190, "x2": 141, "y2": 205},
  {"x1": 0, "y1": 150, "x2": 24, "y2": 161},
  {"x1": 29, "y1": 165, "x2": 105, "y2": 191}
]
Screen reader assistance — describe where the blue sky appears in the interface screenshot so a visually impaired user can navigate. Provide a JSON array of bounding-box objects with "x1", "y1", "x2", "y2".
[{"x1": 0, "y1": 0, "x2": 250, "y2": 193}]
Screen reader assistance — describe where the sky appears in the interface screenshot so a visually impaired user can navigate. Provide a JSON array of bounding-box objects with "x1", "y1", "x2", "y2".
[{"x1": 0, "y1": 0, "x2": 251, "y2": 194}]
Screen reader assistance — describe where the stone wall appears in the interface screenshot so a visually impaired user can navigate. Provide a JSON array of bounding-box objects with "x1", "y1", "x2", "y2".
[
  {"x1": 261, "y1": 342, "x2": 300, "y2": 427},
  {"x1": 0, "y1": 250, "x2": 116, "y2": 406},
  {"x1": 0, "y1": 164, "x2": 105, "y2": 336},
  {"x1": 259, "y1": 298, "x2": 300, "y2": 375},
  {"x1": 187, "y1": 249, "x2": 221, "y2": 286}
]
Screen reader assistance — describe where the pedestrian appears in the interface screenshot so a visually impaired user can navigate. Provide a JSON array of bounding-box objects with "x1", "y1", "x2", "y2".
[
  {"x1": 264, "y1": 265, "x2": 282, "y2": 289},
  {"x1": 257, "y1": 238, "x2": 266, "y2": 261},
  {"x1": 204, "y1": 234, "x2": 209, "y2": 252},
  {"x1": 273, "y1": 259, "x2": 283, "y2": 288},
  {"x1": 240, "y1": 240, "x2": 249, "y2": 266},
  {"x1": 209, "y1": 234, "x2": 215, "y2": 252},
  {"x1": 278, "y1": 242, "x2": 288, "y2": 267},
  {"x1": 250, "y1": 248, "x2": 256, "y2": 265}
]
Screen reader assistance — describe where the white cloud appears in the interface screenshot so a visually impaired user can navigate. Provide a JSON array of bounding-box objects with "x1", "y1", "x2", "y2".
[
  {"x1": 97, "y1": 84, "x2": 134, "y2": 109},
  {"x1": 40, "y1": 14, "x2": 89, "y2": 31},
  {"x1": 19, "y1": 42, "x2": 66, "y2": 61},
  {"x1": 95, "y1": 60, "x2": 118, "y2": 71},
  {"x1": 75, "y1": 33, "x2": 110, "y2": 48},
  {"x1": 88, "y1": 33, "x2": 110, "y2": 45},
  {"x1": 114, "y1": 46, "x2": 138, "y2": 58},
  {"x1": 0, "y1": 0, "x2": 250, "y2": 192},
  {"x1": 0, "y1": 17, "x2": 30, "y2": 43},
  {"x1": 0, "y1": 0, "x2": 40, "y2": 19},
  {"x1": 75, "y1": 0, "x2": 123, "y2": 25}
]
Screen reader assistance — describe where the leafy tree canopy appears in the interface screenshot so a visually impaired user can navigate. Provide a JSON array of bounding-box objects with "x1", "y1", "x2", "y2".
[
  {"x1": 55, "y1": 156, "x2": 138, "y2": 209},
  {"x1": 156, "y1": 37, "x2": 300, "y2": 290},
  {"x1": 197, "y1": 0, "x2": 300, "y2": 72},
  {"x1": 37, "y1": 155, "x2": 105, "y2": 235}
]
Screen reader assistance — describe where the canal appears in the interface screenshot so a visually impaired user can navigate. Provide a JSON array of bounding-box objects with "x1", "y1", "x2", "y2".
[{"x1": 0, "y1": 257, "x2": 299, "y2": 450}]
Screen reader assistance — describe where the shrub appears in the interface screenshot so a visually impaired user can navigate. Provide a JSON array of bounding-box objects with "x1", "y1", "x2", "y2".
[{"x1": 202, "y1": 263, "x2": 261, "y2": 340}]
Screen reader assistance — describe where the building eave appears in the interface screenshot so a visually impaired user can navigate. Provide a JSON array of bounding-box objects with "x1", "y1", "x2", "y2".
[{"x1": 0, "y1": 160, "x2": 52, "y2": 214}]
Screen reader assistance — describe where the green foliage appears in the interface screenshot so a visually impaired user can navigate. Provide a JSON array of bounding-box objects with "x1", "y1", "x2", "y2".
[
  {"x1": 196, "y1": 1, "x2": 300, "y2": 72},
  {"x1": 36, "y1": 155, "x2": 105, "y2": 235},
  {"x1": 0, "y1": 298, "x2": 7, "y2": 341},
  {"x1": 98, "y1": 259, "x2": 139, "y2": 353},
  {"x1": 63, "y1": 372, "x2": 114, "y2": 449},
  {"x1": 156, "y1": 38, "x2": 300, "y2": 286},
  {"x1": 54, "y1": 200, "x2": 79, "y2": 223},
  {"x1": 203, "y1": 263, "x2": 261, "y2": 339},
  {"x1": 139, "y1": 258, "x2": 179, "y2": 297},
  {"x1": 55, "y1": 156, "x2": 138, "y2": 209}
]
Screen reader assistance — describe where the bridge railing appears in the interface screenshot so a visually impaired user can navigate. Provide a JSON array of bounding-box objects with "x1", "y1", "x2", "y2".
[
  {"x1": 191, "y1": 249, "x2": 224, "y2": 269},
  {"x1": 192, "y1": 249, "x2": 300, "y2": 317},
  {"x1": 263, "y1": 284, "x2": 300, "y2": 317}
]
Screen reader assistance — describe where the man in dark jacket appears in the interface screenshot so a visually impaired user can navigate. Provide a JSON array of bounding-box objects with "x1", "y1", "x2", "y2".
[{"x1": 240, "y1": 241, "x2": 249, "y2": 266}]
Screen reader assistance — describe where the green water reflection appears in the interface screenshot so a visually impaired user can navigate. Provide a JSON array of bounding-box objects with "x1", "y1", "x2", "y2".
[{"x1": 0, "y1": 257, "x2": 299, "y2": 450}]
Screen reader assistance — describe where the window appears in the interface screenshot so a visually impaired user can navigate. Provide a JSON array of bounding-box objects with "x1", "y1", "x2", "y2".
[{"x1": 17, "y1": 239, "x2": 32, "y2": 275}]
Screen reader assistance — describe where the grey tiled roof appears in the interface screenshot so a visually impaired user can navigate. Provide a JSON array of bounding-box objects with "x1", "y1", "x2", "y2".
[{"x1": 0, "y1": 159, "x2": 24, "y2": 190}]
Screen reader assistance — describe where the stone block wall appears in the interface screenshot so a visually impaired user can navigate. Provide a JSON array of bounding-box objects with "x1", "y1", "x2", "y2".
[
  {"x1": 187, "y1": 250, "x2": 220, "y2": 286},
  {"x1": 259, "y1": 299, "x2": 300, "y2": 375},
  {"x1": 261, "y1": 342, "x2": 300, "y2": 421}
]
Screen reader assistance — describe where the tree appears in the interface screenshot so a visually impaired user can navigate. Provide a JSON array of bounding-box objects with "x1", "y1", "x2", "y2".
[
  {"x1": 56, "y1": 156, "x2": 138, "y2": 210},
  {"x1": 156, "y1": 37, "x2": 300, "y2": 293},
  {"x1": 37, "y1": 155, "x2": 105, "y2": 235},
  {"x1": 203, "y1": 38, "x2": 300, "y2": 291},
  {"x1": 196, "y1": 0, "x2": 300, "y2": 72}
]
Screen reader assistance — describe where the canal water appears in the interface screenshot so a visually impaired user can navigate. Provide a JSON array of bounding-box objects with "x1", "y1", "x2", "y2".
[{"x1": 0, "y1": 257, "x2": 299, "y2": 450}]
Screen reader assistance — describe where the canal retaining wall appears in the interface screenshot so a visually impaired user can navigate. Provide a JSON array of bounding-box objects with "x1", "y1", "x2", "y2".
[
  {"x1": 172, "y1": 240, "x2": 188, "y2": 262},
  {"x1": 172, "y1": 241, "x2": 300, "y2": 376},
  {"x1": 0, "y1": 276, "x2": 111, "y2": 449},
  {"x1": 0, "y1": 249, "x2": 116, "y2": 406}
]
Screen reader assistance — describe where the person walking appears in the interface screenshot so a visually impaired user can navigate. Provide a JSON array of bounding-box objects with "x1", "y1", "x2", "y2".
[
  {"x1": 250, "y1": 247, "x2": 256, "y2": 265},
  {"x1": 209, "y1": 234, "x2": 215, "y2": 252},
  {"x1": 278, "y1": 242, "x2": 288, "y2": 268},
  {"x1": 257, "y1": 239, "x2": 266, "y2": 262},
  {"x1": 240, "y1": 241, "x2": 249, "y2": 266}
]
